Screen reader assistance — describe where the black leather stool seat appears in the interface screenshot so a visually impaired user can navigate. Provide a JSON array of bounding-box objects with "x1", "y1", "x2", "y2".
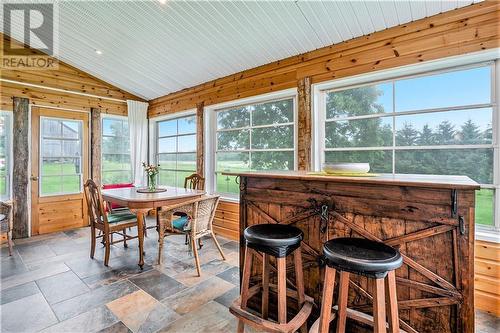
[
  {"x1": 323, "y1": 238, "x2": 403, "y2": 278},
  {"x1": 244, "y1": 224, "x2": 303, "y2": 258}
]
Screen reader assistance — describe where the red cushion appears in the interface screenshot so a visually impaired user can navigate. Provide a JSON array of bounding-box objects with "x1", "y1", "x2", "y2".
[
  {"x1": 102, "y1": 183, "x2": 134, "y2": 210},
  {"x1": 102, "y1": 183, "x2": 134, "y2": 190}
]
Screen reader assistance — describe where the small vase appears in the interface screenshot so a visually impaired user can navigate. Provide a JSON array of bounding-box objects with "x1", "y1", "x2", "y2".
[{"x1": 148, "y1": 174, "x2": 157, "y2": 192}]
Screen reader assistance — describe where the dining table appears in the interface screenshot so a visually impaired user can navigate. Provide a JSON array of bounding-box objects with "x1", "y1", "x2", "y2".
[{"x1": 101, "y1": 186, "x2": 205, "y2": 268}]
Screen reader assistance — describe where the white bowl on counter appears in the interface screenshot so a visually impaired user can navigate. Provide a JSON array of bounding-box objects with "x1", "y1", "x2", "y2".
[{"x1": 322, "y1": 162, "x2": 370, "y2": 174}]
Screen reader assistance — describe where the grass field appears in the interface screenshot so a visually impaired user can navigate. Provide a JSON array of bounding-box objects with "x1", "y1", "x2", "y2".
[{"x1": 0, "y1": 161, "x2": 495, "y2": 226}]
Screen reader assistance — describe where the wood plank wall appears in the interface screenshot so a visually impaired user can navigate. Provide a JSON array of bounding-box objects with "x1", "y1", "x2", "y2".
[
  {"x1": 475, "y1": 240, "x2": 500, "y2": 316},
  {"x1": 1, "y1": 34, "x2": 141, "y2": 115},
  {"x1": 148, "y1": 1, "x2": 499, "y2": 116}
]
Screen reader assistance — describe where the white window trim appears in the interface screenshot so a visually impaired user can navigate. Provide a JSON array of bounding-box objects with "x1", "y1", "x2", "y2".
[
  {"x1": 312, "y1": 48, "x2": 500, "y2": 243},
  {"x1": 0, "y1": 111, "x2": 13, "y2": 201},
  {"x1": 148, "y1": 109, "x2": 197, "y2": 186},
  {"x1": 100, "y1": 114, "x2": 133, "y2": 184},
  {"x1": 205, "y1": 88, "x2": 298, "y2": 200}
]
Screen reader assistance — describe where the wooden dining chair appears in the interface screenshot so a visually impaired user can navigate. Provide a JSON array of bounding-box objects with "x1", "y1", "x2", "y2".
[
  {"x1": 184, "y1": 173, "x2": 205, "y2": 191},
  {"x1": 157, "y1": 195, "x2": 225, "y2": 276},
  {"x1": 84, "y1": 179, "x2": 140, "y2": 266}
]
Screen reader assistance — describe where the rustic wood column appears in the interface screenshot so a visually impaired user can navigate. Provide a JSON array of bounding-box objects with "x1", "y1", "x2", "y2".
[
  {"x1": 90, "y1": 108, "x2": 101, "y2": 184},
  {"x1": 297, "y1": 77, "x2": 312, "y2": 171},
  {"x1": 12, "y1": 97, "x2": 30, "y2": 238},
  {"x1": 196, "y1": 101, "x2": 205, "y2": 177}
]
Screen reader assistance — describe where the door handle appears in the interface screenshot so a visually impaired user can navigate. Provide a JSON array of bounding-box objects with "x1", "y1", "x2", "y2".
[{"x1": 30, "y1": 176, "x2": 39, "y2": 181}]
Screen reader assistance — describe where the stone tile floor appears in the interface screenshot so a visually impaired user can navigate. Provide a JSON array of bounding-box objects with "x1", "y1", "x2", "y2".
[{"x1": 1, "y1": 221, "x2": 499, "y2": 333}]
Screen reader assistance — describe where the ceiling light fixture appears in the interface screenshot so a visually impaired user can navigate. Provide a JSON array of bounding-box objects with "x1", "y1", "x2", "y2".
[
  {"x1": 95, "y1": 49, "x2": 103, "y2": 55},
  {"x1": 158, "y1": 0, "x2": 167, "y2": 4}
]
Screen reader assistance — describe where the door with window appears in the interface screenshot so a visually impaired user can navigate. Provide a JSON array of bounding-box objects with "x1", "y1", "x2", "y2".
[{"x1": 31, "y1": 108, "x2": 89, "y2": 235}]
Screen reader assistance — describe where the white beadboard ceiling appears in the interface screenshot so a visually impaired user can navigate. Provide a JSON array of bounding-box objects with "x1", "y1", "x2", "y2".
[{"x1": 2, "y1": 0, "x2": 482, "y2": 100}]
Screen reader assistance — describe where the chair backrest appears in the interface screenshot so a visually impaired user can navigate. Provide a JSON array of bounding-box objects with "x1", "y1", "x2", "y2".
[
  {"x1": 184, "y1": 173, "x2": 205, "y2": 190},
  {"x1": 190, "y1": 195, "x2": 219, "y2": 237},
  {"x1": 84, "y1": 179, "x2": 108, "y2": 228}
]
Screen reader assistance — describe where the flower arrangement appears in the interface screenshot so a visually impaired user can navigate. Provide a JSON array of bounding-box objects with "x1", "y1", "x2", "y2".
[{"x1": 142, "y1": 162, "x2": 160, "y2": 191}]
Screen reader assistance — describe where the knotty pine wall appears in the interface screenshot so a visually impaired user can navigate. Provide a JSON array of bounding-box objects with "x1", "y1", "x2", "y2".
[{"x1": 1, "y1": 34, "x2": 142, "y2": 115}]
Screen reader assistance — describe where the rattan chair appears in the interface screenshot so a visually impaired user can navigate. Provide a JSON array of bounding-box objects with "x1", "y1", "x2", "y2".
[
  {"x1": 0, "y1": 201, "x2": 13, "y2": 256},
  {"x1": 157, "y1": 195, "x2": 225, "y2": 276},
  {"x1": 84, "y1": 179, "x2": 140, "y2": 266}
]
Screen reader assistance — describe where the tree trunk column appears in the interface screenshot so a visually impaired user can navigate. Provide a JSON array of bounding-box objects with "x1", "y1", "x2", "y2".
[
  {"x1": 196, "y1": 102, "x2": 205, "y2": 177},
  {"x1": 12, "y1": 97, "x2": 30, "y2": 239},
  {"x1": 297, "y1": 77, "x2": 312, "y2": 171},
  {"x1": 90, "y1": 107, "x2": 101, "y2": 184}
]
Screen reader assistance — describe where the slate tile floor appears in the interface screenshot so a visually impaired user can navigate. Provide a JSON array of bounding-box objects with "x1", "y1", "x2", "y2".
[{"x1": 1, "y1": 220, "x2": 499, "y2": 333}]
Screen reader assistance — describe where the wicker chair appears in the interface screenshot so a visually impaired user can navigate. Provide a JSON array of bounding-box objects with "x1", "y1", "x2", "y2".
[
  {"x1": 155, "y1": 173, "x2": 206, "y2": 246},
  {"x1": 157, "y1": 195, "x2": 225, "y2": 276},
  {"x1": 84, "y1": 179, "x2": 140, "y2": 266},
  {"x1": 0, "y1": 201, "x2": 13, "y2": 256}
]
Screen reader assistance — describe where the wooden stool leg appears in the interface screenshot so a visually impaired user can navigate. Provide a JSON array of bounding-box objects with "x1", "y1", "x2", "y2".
[
  {"x1": 319, "y1": 266, "x2": 336, "y2": 333},
  {"x1": 262, "y1": 253, "x2": 270, "y2": 320},
  {"x1": 373, "y1": 278, "x2": 387, "y2": 333},
  {"x1": 336, "y1": 271, "x2": 350, "y2": 333},
  {"x1": 385, "y1": 271, "x2": 399, "y2": 333},
  {"x1": 277, "y1": 257, "x2": 287, "y2": 324},
  {"x1": 238, "y1": 246, "x2": 254, "y2": 333},
  {"x1": 294, "y1": 248, "x2": 307, "y2": 333}
]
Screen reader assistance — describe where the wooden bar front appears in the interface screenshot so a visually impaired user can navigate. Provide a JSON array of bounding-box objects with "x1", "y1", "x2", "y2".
[{"x1": 229, "y1": 171, "x2": 479, "y2": 333}]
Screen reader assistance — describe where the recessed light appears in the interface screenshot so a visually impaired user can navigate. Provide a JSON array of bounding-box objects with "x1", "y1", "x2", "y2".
[
  {"x1": 95, "y1": 49, "x2": 102, "y2": 55},
  {"x1": 158, "y1": 0, "x2": 166, "y2": 4}
]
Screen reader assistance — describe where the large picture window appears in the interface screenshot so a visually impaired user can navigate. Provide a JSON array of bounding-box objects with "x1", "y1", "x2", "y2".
[
  {"x1": 215, "y1": 97, "x2": 296, "y2": 196},
  {"x1": 156, "y1": 115, "x2": 197, "y2": 187},
  {"x1": 0, "y1": 112, "x2": 12, "y2": 200},
  {"x1": 101, "y1": 116, "x2": 132, "y2": 184},
  {"x1": 319, "y1": 64, "x2": 498, "y2": 230}
]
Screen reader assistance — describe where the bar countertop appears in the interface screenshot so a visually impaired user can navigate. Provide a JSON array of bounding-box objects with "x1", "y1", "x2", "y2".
[{"x1": 222, "y1": 170, "x2": 480, "y2": 190}]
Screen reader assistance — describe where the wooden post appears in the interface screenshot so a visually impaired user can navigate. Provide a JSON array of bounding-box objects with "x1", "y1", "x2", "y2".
[
  {"x1": 12, "y1": 97, "x2": 30, "y2": 239},
  {"x1": 297, "y1": 77, "x2": 312, "y2": 171},
  {"x1": 196, "y1": 101, "x2": 204, "y2": 177},
  {"x1": 90, "y1": 108, "x2": 101, "y2": 185}
]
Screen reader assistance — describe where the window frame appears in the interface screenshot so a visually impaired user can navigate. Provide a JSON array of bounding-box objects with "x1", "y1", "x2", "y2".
[
  {"x1": 0, "y1": 111, "x2": 13, "y2": 201},
  {"x1": 39, "y1": 116, "x2": 84, "y2": 197},
  {"x1": 205, "y1": 88, "x2": 298, "y2": 200},
  {"x1": 313, "y1": 51, "x2": 500, "y2": 242},
  {"x1": 100, "y1": 114, "x2": 133, "y2": 185},
  {"x1": 149, "y1": 109, "x2": 197, "y2": 188}
]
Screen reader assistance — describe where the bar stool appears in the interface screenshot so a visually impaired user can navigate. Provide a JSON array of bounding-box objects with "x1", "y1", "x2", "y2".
[
  {"x1": 311, "y1": 238, "x2": 403, "y2": 333},
  {"x1": 230, "y1": 224, "x2": 314, "y2": 333}
]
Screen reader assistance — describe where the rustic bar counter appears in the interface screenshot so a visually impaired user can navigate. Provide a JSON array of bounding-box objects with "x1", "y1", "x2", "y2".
[{"x1": 223, "y1": 171, "x2": 479, "y2": 333}]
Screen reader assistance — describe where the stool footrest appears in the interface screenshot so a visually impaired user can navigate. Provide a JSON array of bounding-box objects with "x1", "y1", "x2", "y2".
[
  {"x1": 229, "y1": 283, "x2": 313, "y2": 333},
  {"x1": 309, "y1": 306, "x2": 408, "y2": 333}
]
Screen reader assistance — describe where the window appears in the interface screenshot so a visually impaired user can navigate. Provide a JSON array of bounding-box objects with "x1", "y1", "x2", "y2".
[
  {"x1": 215, "y1": 97, "x2": 296, "y2": 196},
  {"x1": 318, "y1": 63, "x2": 499, "y2": 232},
  {"x1": 0, "y1": 112, "x2": 12, "y2": 200},
  {"x1": 101, "y1": 116, "x2": 132, "y2": 184},
  {"x1": 156, "y1": 115, "x2": 196, "y2": 187},
  {"x1": 40, "y1": 117, "x2": 83, "y2": 195}
]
